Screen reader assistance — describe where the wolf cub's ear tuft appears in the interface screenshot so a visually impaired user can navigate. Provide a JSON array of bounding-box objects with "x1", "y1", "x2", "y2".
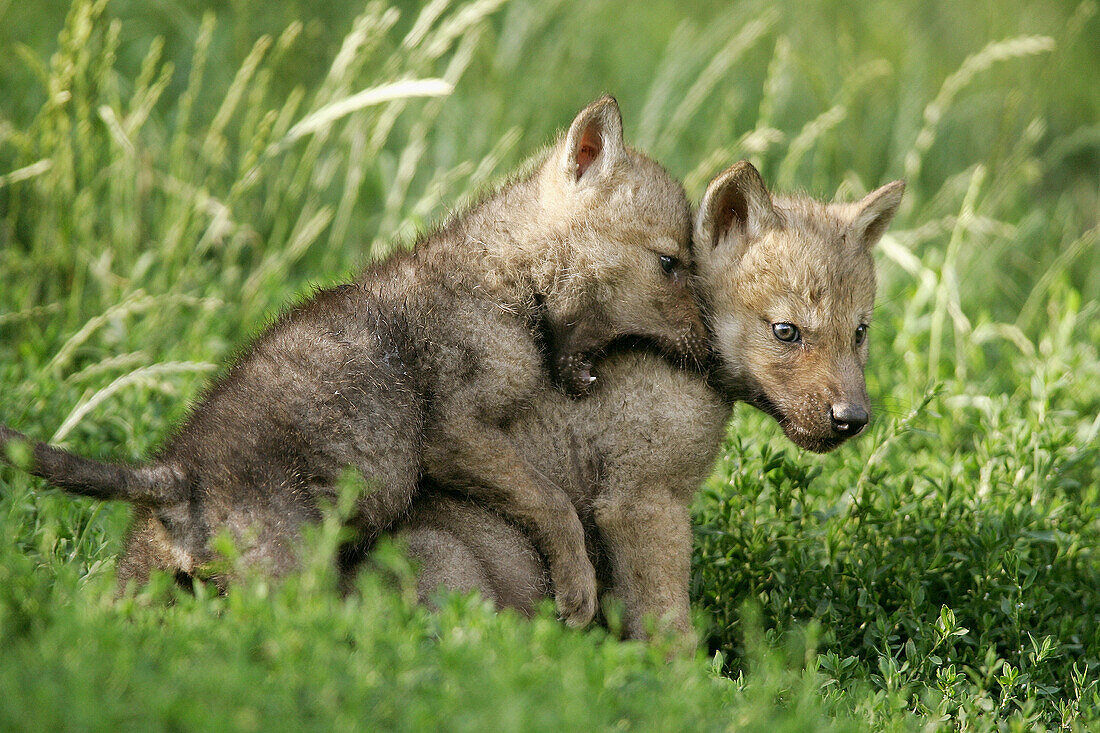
[
  {"x1": 695, "y1": 161, "x2": 777, "y2": 250},
  {"x1": 562, "y1": 95, "x2": 625, "y2": 183},
  {"x1": 850, "y1": 180, "x2": 905, "y2": 251}
]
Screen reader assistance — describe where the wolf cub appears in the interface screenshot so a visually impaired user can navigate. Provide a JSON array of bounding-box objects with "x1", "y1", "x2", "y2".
[
  {"x1": 0, "y1": 97, "x2": 704, "y2": 627},
  {"x1": 393, "y1": 161, "x2": 905, "y2": 639}
]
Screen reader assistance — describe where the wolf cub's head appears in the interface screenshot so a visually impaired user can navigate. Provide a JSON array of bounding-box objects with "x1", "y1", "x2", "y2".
[
  {"x1": 695, "y1": 162, "x2": 904, "y2": 452},
  {"x1": 535, "y1": 96, "x2": 707, "y2": 371}
]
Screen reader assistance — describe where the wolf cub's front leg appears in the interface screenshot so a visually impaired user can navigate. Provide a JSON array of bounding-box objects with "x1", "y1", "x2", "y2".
[
  {"x1": 427, "y1": 425, "x2": 597, "y2": 625},
  {"x1": 554, "y1": 350, "x2": 597, "y2": 396},
  {"x1": 546, "y1": 308, "x2": 615, "y2": 397},
  {"x1": 593, "y1": 485, "x2": 694, "y2": 643},
  {"x1": 423, "y1": 315, "x2": 597, "y2": 626}
]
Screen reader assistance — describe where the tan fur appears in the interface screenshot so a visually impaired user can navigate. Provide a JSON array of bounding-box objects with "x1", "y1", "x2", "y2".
[
  {"x1": 393, "y1": 162, "x2": 904, "y2": 641},
  {"x1": 699, "y1": 164, "x2": 904, "y2": 451}
]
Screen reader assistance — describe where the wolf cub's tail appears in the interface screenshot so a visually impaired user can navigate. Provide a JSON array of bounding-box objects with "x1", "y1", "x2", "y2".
[{"x1": 0, "y1": 425, "x2": 186, "y2": 505}]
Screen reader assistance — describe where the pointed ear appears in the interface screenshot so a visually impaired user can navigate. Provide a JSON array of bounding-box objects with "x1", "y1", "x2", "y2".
[
  {"x1": 849, "y1": 180, "x2": 905, "y2": 250},
  {"x1": 560, "y1": 95, "x2": 626, "y2": 183},
  {"x1": 695, "y1": 161, "x2": 777, "y2": 250}
]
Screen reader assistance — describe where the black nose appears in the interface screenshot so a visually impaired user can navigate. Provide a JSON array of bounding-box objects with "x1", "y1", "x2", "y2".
[{"x1": 830, "y1": 404, "x2": 868, "y2": 437}]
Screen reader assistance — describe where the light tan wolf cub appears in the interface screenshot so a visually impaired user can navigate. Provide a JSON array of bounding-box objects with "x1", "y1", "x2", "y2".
[
  {"x1": 0, "y1": 97, "x2": 705, "y2": 627},
  {"x1": 393, "y1": 161, "x2": 905, "y2": 640}
]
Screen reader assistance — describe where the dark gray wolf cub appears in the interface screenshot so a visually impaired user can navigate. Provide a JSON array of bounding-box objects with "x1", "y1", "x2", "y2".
[{"x1": 0, "y1": 96, "x2": 704, "y2": 627}]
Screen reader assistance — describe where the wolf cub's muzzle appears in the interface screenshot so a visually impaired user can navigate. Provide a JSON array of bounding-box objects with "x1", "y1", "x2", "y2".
[
  {"x1": 829, "y1": 403, "x2": 869, "y2": 437},
  {"x1": 666, "y1": 304, "x2": 708, "y2": 364}
]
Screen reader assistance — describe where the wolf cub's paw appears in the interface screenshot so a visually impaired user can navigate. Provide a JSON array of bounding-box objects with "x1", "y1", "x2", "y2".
[
  {"x1": 552, "y1": 558, "x2": 598, "y2": 627},
  {"x1": 556, "y1": 352, "x2": 598, "y2": 396}
]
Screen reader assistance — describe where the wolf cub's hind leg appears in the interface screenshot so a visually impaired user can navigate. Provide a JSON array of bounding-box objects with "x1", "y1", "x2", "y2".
[{"x1": 116, "y1": 507, "x2": 197, "y2": 595}]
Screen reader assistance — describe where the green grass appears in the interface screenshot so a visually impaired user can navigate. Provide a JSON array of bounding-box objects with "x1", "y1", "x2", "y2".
[{"x1": 1, "y1": 0, "x2": 1098, "y2": 729}]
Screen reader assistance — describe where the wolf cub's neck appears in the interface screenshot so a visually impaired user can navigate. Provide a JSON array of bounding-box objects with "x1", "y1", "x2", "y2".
[{"x1": 418, "y1": 170, "x2": 576, "y2": 313}]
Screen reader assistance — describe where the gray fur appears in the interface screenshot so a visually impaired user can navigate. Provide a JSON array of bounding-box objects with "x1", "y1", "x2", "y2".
[{"x1": 0, "y1": 97, "x2": 705, "y2": 627}]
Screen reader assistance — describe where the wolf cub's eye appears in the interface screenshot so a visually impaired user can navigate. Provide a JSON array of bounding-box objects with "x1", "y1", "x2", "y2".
[
  {"x1": 772, "y1": 322, "x2": 800, "y2": 343},
  {"x1": 855, "y1": 324, "x2": 868, "y2": 346},
  {"x1": 659, "y1": 255, "x2": 677, "y2": 275}
]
